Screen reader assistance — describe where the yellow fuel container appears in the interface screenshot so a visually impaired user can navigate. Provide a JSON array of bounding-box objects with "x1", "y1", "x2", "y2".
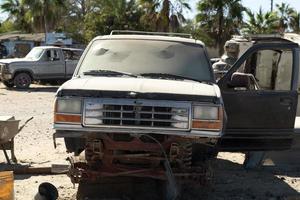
[{"x1": 0, "y1": 171, "x2": 14, "y2": 200}]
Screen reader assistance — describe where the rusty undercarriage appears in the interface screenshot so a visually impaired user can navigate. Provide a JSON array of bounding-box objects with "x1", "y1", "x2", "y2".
[{"x1": 67, "y1": 133, "x2": 215, "y2": 186}]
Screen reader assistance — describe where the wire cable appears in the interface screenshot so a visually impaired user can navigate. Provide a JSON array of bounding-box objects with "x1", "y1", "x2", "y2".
[{"x1": 130, "y1": 133, "x2": 178, "y2": 200}]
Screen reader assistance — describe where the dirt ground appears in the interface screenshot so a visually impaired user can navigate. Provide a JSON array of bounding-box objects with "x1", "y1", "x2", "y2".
[{"x1": 0, "y1": 83, "x2": 299, "y2": 200}]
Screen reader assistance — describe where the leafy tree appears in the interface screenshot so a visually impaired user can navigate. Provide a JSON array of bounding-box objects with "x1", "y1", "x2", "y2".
[
  {"x1": 22, "y1": 0, "x2": 66, "y2": 33},
  {"x1": 83, "y1": 0, "x2": 143, "y2": 42},
  {"x1": 1, "y1": 0, "x2": 31, "y2": 32},
  {"x1": 243, "y1": 8, "x2": 279, "y2": 34},
  {"x1": 179, "y1": 19, "x2": 214, "y2": 46},
  {"x1": 276, "y1": 2, "x2": 294, "y2": 32},
  {"x1": 139, "y1": 0, "x2": 191, "y2": 32},
  {"x1": 289, "y1": 11, "x2": 300, "y2": 33},
  {"x1": 196, "y1": 0, "x2": 246, "y2": 54},
  {"x1": 60, "y1": 0, "x2": 93, "y2": 43},
  {"x1": 0, "y1": 20, "x2": 16, "y2": 33},
  {"x1": 68, "y1": 0, "x2": 91, "y2": 18}
]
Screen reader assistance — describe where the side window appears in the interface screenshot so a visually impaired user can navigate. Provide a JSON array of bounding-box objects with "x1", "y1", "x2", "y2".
[
  {"x1": 234, "y1": 49, "x2": 293, "y2": 91},
  {"x1": 63, "y1": 50, "x2": 82, "y2": 60},
  {"x1": 72, "y1": 51, "x2": 82, "y2": 60},
  {"x1": 45, "y1": 49, "x2": 60, "y2": 61},
  {"x1": 63, "y1": 50, "x2": 71, "y2": 60}
]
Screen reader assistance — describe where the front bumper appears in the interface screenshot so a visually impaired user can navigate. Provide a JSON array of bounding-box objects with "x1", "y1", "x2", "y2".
[
  {"x1": 0, "y1": 73, "x2": 12, "y2": 81},
  {"x1": 53, "y1": 123, "x2": 223, "y2": 138}
]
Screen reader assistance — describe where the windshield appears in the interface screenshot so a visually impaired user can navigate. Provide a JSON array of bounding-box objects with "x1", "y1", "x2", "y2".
[
  {"x1": 25, "y1": 48, "x2": 44, "y2": 60},
  {"x1": 77, "y1": 39, "x2": 213, "y2": 82}
]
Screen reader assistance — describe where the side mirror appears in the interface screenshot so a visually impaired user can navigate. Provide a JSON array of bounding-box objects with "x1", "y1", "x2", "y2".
[{"x1": 228, "y1": 72, "x2": 251, "y2": 88}]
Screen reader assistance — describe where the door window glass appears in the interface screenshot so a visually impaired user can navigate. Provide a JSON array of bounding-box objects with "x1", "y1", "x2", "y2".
[
  {"x1": 63, "y1": 50, "x2": 82, "y2": 60},
  {"x1": 235, "y1": 49, "x2": 292, "y2": 91},
  {"x1": 45, "y1": 49, "x2": 60, "y2": 61}
]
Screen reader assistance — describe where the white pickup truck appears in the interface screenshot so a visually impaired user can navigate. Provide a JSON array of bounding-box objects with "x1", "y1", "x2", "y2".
[{"x1": 0, "y1": 46, "x2": 83, "y2": 88}]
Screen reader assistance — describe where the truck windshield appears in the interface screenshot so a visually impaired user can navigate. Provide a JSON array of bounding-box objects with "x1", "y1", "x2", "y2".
[
  {"x1": 25, "y1": 48, "x2": 44, "y2": 60},
  {"x1": 78, "y1": 39, "x2": 213, "y2": 82}
]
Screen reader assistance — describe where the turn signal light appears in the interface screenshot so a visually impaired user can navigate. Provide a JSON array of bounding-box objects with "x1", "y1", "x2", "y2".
[
  {"x1": 192, "y1": 106, "x2": 223, "y2": 131},
  {"x1": 192, "y1": 120, "x2": 222, "y2": 130},
  {"x1": 54, "y1": 114, "x2": 81, "y2": 124}
]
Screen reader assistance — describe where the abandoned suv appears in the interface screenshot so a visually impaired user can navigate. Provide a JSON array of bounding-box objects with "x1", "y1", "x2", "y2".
[
  {"x1": 53, "y1": 32, "x2": 300, "y2": 198},
  {"x1": 53, "y1": 32, "x2": 224, "y2": 187}
]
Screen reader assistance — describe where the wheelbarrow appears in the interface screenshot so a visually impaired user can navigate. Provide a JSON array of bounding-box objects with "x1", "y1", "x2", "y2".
[{"x1": 0, "y1": 116, "x2": 33, "y2": 164}]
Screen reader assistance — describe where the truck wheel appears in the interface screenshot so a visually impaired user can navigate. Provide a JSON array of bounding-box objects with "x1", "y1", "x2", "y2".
[
  {"x1": 13, "y1": 73, "x2": 31, "y2": 89},
  {"x1": 2, "y1": 81, "x2": 14, "y2": 88}
]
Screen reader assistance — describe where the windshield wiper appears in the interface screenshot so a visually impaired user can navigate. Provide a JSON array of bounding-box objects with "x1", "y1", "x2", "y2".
[
  {"x1": 139, "y1": 73, "x2": 202, "y2": 82},
  {"x1": 83, "y1": 69, "x2": 137, "y2": 77}
]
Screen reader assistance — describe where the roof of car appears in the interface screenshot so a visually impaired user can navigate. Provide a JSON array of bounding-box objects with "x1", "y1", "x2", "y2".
[
  {"x1": 34, "y1": 46, "x2": 83, "y2": 51},
  {"x1": 62, "y1": 47, "x2": 84, "y2": 51},
  {"x1": 34, "y1": 46, "x2": 61, "y2": 49},
  {"x1": 93, "y1": 34, "x2": 205, "y2": 46}
]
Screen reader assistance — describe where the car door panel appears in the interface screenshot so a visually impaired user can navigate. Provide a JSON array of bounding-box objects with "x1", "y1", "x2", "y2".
[
  {"x1": 217, "y1": 42, "x2": 299, "y2": 151},
  {"x1": 222, "y1": 90, "x2": 297, "y2": 129},
  {"x1": 38, "y1": 60, "x2": 65, "y2": 79},
  {"x1": 37, "y1": 49, "x2": 65, "y2": 79},
  {"x1": 65, "y1": 60, "x2": 78, "y2": 78}
]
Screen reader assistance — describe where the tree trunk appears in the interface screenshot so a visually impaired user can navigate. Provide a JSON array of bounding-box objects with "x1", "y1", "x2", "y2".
[
  {"x1": 43, "y1": 2, "x2": 48, "y2": 43},
  {"x1": 217, "y1": 6, "x2": 224, "y2": 56},
  {"x1": 81, "y1": 0, "x2": 86, "y2": 17},
  {"x1": 156, "y1": 0, "x2": 170, "y2": 32}
]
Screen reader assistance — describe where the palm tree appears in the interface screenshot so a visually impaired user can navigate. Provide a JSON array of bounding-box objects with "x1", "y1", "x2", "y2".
[
  {"x1": 83, "y1": 0, "x2": 143, "y2": 41},
  {"x1": 22, "y1": 0, "x2": 66, "y2": 33},
  {"x1": 139, "y1": 0, "x2": 159, "y2": 31},
  {"x1": 102, "y1": 0, "x2": 143, "y2": 31},
  {"x1": 243, "y1": 8, "x2": 279, "y2": 34},
  {"x1": 276, "y1": 2, "x2": 294, "y2": 32},
  {"x1": 289, "y1": 11, "x2": 300, "y2": 33},
  {"x1": 196, "y1": 0, "x2": 246, "y2": 55},
  {"x1": 139, "y1": 0, "x2": 191, "y2": 32},
  {"x1": 1, "y1": 0, "x2": 31, "y2": 32}
]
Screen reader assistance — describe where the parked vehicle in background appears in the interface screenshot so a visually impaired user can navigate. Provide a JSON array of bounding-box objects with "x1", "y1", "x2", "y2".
[
  {"x1": 213, "y1": 35, "x2": 253, "y2": 80},
  {"x1": 0, "y1": 46, "x2": 84, "y2": 89}
]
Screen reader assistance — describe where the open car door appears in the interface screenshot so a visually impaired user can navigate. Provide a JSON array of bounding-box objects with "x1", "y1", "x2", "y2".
[{"x1": 218, "y1": 42, "x2": 300, "y2": 151}]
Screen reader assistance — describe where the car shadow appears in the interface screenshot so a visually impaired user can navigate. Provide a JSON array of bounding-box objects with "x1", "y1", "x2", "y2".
[
  {"x1": 181, "y1": 158, "x2": 300, "y2": 200},
  {"x1": 1, "y1": 158, "x2": 299, "y2": 199},
  {"x1": 4, "y1": 86, "x2": 59, "y2": 93}
]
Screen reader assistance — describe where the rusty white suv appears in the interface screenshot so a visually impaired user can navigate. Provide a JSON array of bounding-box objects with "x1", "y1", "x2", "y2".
[{"x1": 53, "y1": 31, "x2": 226, "y2": 196}]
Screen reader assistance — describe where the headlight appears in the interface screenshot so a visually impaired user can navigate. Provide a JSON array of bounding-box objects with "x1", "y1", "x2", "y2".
[
  {"x1": 56, "y1": 98, "x2": 82, "y2": 114},
  {"x1": 84, "y1": 104, "x2": 103, "y2": 125},
  {"x1": 54, "y1": 98, "x2": 82, "y2": 124},
  {"x1": 2, "y1": 64, "x2": 9, "y2": 73},
  {"x1": 171, "y1": 108, "x2": 189, "y2": 129},
  {"x1": 193, "y1": 106, "x2": 219, "y2": 120},
  {"x1": 192, "y1": 105, "x2": 223, "y2": 131}
]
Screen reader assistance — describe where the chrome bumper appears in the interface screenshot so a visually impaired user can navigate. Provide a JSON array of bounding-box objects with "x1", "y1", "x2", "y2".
[
  {"x1": 53, "y1": 123, "x2": 223, "y2": 138},
  {"x1": 0, "y1": 73, "x2": 12, "y2": 81}
]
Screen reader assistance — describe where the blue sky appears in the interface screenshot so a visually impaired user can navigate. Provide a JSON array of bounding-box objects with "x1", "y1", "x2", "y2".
[
  {"x1": 186, "y1": 0, "x2": 300, "y2": 19},
  {"x1": 1, "y1": 0, "x2": 300, "y2": 21}
]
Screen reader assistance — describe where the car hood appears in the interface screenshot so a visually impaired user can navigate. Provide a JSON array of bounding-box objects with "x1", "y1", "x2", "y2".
[
  {"x1": 0, "y1": 58, "x2": 33, "y2": 64},
  {"x1": 58, "y1": 76, "x2": 221, "y2": 99}
]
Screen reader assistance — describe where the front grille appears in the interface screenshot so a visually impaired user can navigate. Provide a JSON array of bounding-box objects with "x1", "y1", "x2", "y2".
[{"x1": 83, "y1": 98, "x2": 191, "y2": 130}]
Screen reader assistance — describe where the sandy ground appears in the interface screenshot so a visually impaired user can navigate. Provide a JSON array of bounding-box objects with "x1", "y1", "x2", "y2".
[{"x1": 0, "y1": 83, "x2": 299, "y2": 200}]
